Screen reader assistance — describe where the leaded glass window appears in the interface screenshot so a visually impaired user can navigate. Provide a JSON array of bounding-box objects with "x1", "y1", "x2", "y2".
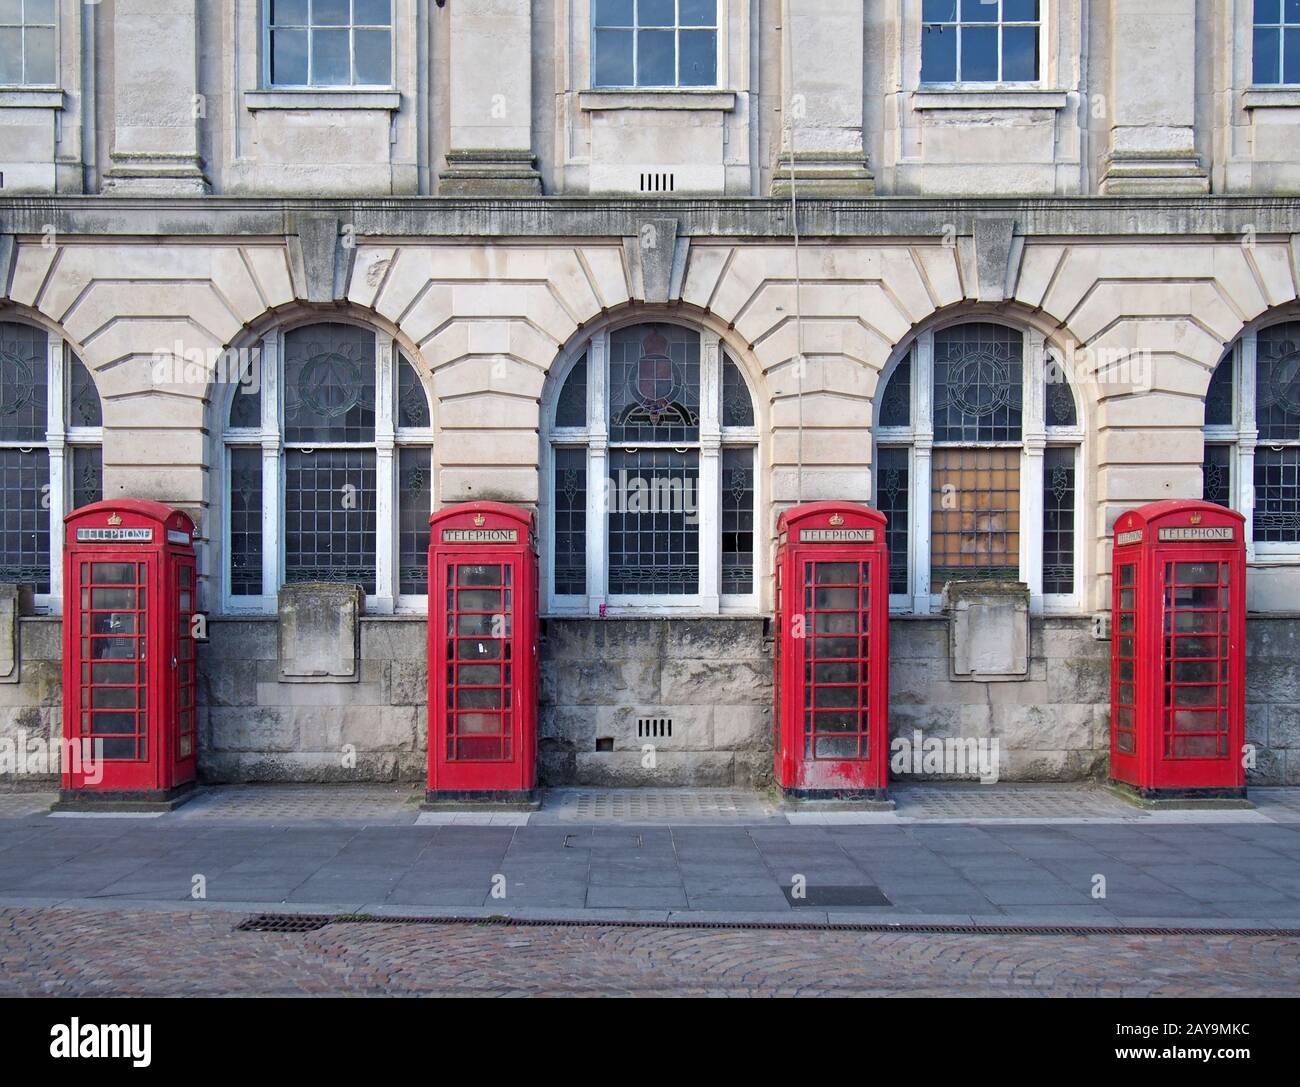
[
  {"x1": 0, "y1": 321, "x2": 102, "y2": 603},
  {"x1": 547, "y1": 323, "x2": 758, "y2": 610},
  {"x1": 1043, "y1": 446, "x2": 1075, "y2": 595},
  {"x1": 875, "y1": 447, "x2": 910, "y2": 595},
  {"x1": 1203, "y1": 321, "x2": 1300, "y2": 550},
  {"x1": 933, "y1": 323, "x2": 1023, "y2": 443},
  {"x1": 875, "y1": 320, "x2": 1081, "y2": 610},
  {"x1": 223, "y1": 322, "x2": 433, "y2": 609}
]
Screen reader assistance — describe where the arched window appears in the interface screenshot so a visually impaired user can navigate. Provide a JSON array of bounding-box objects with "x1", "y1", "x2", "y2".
[
  {"x1": 0, "y1": 320, "x2": 103, "y2": 609},
  {"x1": 544, "y1": 321, "x2": 759, "y2": 613},
  {"x1": 1202, "y1": 319, "x2": 1300, "y2": 556},
  {"x1": 220, "y1": 321, "x2": 433, "y2": 612},
  {"x1": 873, "y1": 320, "x2": 1082, "y2": 613}
]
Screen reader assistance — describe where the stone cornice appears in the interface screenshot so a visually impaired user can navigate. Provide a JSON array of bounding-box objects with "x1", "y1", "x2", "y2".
[{"x1": 0, "y1": 196, "x2": 1298, "y2": 239}]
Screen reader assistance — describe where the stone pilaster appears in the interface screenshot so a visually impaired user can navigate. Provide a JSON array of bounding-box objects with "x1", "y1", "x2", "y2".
[
  {"x1": 438, "y1": 0, "x2": 542, "y2": 195},
  {"x1": 772, "y1": 0, "x2": 874, "y2": 197},
  {"x1": 102, "y1": 0, "x2": 207, "y2": 194},
  {"x1": 1099, "y1": 0, "x2": 1208, "y2": 195}
]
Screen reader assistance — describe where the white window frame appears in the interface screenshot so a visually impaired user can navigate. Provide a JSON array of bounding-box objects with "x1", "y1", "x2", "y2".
[
  {"x1": 1203, "y1": 318, "x2": 1300, "y2": 564},
  {"x1": 541, "y1": 321, "x2": 761, "y2": 617},
  {"x1": 589, "y1": 0, "x2": 722, "y2": 90},
  {"x1": 872, "y1": 320, "x2": 1084, "y2": 617},
  {"x1": 217, "y1": 320, "x2": 433, "y2": 616},
  {"x1": 0, "y1": 322, "x2": 103, "y2": 615},
  {"x1": 0, "y1": 0, "x2": 58, "y2": 89},
  {"x1": 262, "y1": 0, "x2": 396, "y2": 89},
  {"x1": 919, "y1": 0, "x2": 1046, "y2": 88}
]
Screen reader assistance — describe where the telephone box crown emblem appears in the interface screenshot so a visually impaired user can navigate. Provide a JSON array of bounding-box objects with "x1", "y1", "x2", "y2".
[
  {"x1": 829, "y1": 513, "x2": 844, "y2": 526},
  {"x1": 473, "y1": 513, "x2": 486, "y2": 527},
  {"x1": 1190, "y1": 512, "x2": 1203, "y2": 525},
  {"x1": 107, "y1": 513, "x2": 122, "y2": 526}
]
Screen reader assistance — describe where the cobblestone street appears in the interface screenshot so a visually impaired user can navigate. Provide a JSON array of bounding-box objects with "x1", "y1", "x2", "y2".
[{"x1": 2, "y1": 905, "x2": 1298, "y2": 997}]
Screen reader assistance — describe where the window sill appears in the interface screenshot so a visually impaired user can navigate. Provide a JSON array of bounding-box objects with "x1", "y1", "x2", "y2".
[
  {"x1": 0, "y1": 87, "x2": 65, "y2": 109},
  {"x1": 577, "y1": 88, "x2": 737, "y2": 112},
  {"x1": 1241, "y1": 87, "x2": 1300, "y2": 110},
  {"x1": 243, "y1": 89, "x2": 402, "y2": 112},
  {"x1": 911, "y1": 88, "x2": 1069, "y2": 111}
]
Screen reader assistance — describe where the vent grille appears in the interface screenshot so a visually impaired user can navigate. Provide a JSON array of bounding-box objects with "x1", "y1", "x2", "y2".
[
  {"x1": 637, "y1": 716, "x2": 672, "y2": 739},
  {"x1": 640, "y1": 172, "x2": 675, "y2": 193}
]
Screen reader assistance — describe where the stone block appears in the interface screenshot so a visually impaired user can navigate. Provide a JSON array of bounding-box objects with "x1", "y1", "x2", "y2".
[
  {"x1": 0, "y1": 585, "x2": 17, "y2": 684},
  {"x1": 1269, "y1": 704, "x2": 1300, "y2": 749},
  {"x1": 278, "y1": 584, "x2": 362, "y2": 681},
  {"x1": 660, "y1": 659, "x2": 771, "y2": 706},
  {"x1": 712, "y1": 706, "x2": 771, "y2": 752},
  {"x1": 945, "y1": 581, "x2": 1030, "y2": 680},
  {"x1": 390, "y1": 661, "x2": 428, "y2": 706},
  {"x1": 574, "y1": 750, "x2": 736, "y2": 787}
]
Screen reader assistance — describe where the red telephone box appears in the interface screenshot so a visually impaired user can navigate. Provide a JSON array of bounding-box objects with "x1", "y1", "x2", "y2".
[
  {"x1": 774, "y1": 502, "x2": 890, "y2": 801},
  {"x1": 426, "y1": 502, "x2": 539, "y2": 808},
  {"x1": 1110, "y1": 499, "x2": 1247, "y2": 800},
  {"x1": 58, "y1": 500, "x2": 198, "y2": 809}
]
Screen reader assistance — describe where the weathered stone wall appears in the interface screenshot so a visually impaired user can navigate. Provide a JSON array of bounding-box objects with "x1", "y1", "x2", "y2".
[
  {"x1": 538, "y1": 618, "x2": 773, "y2": 788},
  {"x1": 198, "y1": 618, "x2": 428, "y2": 783},
  {"x1": 0, "y1": 618, "x2": 62, "y2": 787},
  {"x1": 1246, "y1": 618, "x2": 1300, "y2": 786}
]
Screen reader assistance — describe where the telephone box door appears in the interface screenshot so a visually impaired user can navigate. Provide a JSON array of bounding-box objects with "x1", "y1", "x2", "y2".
[
  {"x1": 775, "y1": 503, "x2": 890, "y2": 800},
  {"x1": 427, "y1": 503, "x2": 538, "y2": 806},
  {"x1": 1110, "y1": 500, "x2": 1246, "y2": 799},
  {"x1": 60, "y1": 499, "x2": 198, "y2": 807}
]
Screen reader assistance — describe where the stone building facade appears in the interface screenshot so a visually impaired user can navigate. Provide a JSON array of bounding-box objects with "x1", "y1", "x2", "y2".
[{"x1": 2, "y1": 1, "x2": 1300, "y2": 789}]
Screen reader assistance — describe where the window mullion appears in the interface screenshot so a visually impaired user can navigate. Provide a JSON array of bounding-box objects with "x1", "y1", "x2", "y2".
[
  {"x1": 46, "y1": 335, "x2": 66, "y2": 608},
  {"x1": 912, "y1": 333, "x2": 935, "y2": 611},
  {"x1": 1022, "y1": 330, "x2": 1047, "y2": 611},
  {"x1": 587, "y1": 332, "x2": 609, "y2": 612},
  {"x1": 1238, "y1": 335, "x2": 1259, "y2": 559},
  {"x1": 699, "y1": 332, "x2": 722, "y2": 611},
  {"x1": 260, "y1": 333, "x2": 281, "y2": 606},
  {"x1": 373, "y1": 333, "x2": 397, "y2": 613}
]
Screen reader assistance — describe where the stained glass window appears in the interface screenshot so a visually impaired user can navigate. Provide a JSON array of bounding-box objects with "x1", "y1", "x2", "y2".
[
  {"x1": 933, "y1": 323, "x2": 1023, "y2": 443},
  {"x1": 1043, "y1": 447, "x2": 1075, "y2": 595},
  {"x1": 1203, "y1": 323, "x2": 1300, "y2": 547},
  {"x1": 608, "y1": 324, "x2": 700, "y2": 444},
  {"x1": 875, "y1": 447, "x2": 910, "y2": 595},
  {"x1": 552, "y1": 447, "x2": 587, "y2": 595},
  {"x1": 0, "y1": 322, "x2": 102, "y2": 601},
  {"x1": 550, "y1": 325, "x2": 757, "y2": 605},
  {"x1": 398, "y1": 447, "x2": 431, "y2": 595},
  {"x1": 228, "y1": 447, "x2": 264, "y2": 597},
  {"x1": 225, "y1": 323, "x2": 432, "y2": 605},
  {"x1": 879, "y1": 321, "x2": 1079, "y2": 605}
]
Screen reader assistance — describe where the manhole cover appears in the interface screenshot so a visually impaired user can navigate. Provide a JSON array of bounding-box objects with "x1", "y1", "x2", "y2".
[{"x1": 781, "y1": 885, "x2": 891, "y2": 908}]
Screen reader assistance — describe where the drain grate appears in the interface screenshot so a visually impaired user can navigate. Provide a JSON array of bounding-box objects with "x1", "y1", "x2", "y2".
[
  {"x1": 235, "y1": 914, "x2": 332, "y2": 933},
  {"x1": 233, "y1": 912, "x2": 1300, "y2": 938}
]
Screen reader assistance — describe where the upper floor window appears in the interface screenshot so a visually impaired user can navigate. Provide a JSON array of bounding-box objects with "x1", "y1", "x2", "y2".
[
  {"x1": 545, "y1": 322, "x2": 758, "y2": 613},
  {"x1": 1253, "y1": 0, "x2": 1300, "y2": 85},
  {"x1": 221, "y1": 322, "x2": 432, "y2": 612},
  {"x1": 0, "y1": 321, "x2": 103, "y2": 608},
  {"x1": 1202, "y1": 320, "x2": 1300, "y2": 555},
  {"x1": 921, "y1": 0, "x2": 1040, "y2": 84},
  {"x1": 267, "y1": 0, "x2": 392, "y2": 88},
  {"x1": 0, "y1": 0, "x2": 56, "y2": 86},
  {"x1": 592, "y1": 0, "x2": 718, "y2": 88},
  {"x1": 874, "y1": 321, "x2": 1081, "y2": 613}
]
